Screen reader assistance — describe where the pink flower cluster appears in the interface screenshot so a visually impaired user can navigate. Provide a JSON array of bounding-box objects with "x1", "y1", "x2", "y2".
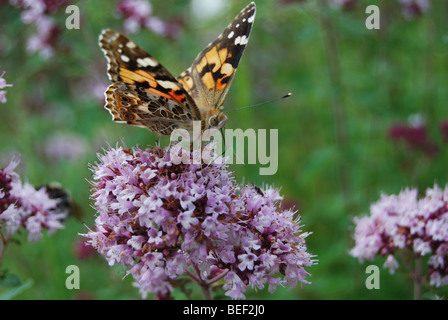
[
  {"x1": 82, "y1": 144, "x2": 315, "y2": 299},
  {"x1": 330, "y1": 0, "x2": 430, "y2": 17},
  {"x1": 388, "y1": 121, "x2": 438, "y2": 156},
  {"x1": 281, "y1": 0, "x2": 431, "y2": 19},
  {"x1": 439, "y1": 119, "x2": 448, "y2": 143},
  {"x1": 389, "y1": 115, "x2": 448, "y2": 157},
  {"x1": 116, "y1": 0, "x2": 180, "y2": 38},
  {"x1": 0, "y1": 156, "x2": 68, "y2": 242},
  {"x1": 0, "y1": 71, "x2": 13, "y2": 104},
  {"x1": 41, "y1": 132, "x2": 88, "y2": 162},
  {"x1": 10, "y1": 0, "x2": 66, "y2": 59},
  {"x1": 329, "y1": 0, "x2": 357, "y2": 10},
  {"x1": 350, "y1": 185, "x2": 448, "y2": 287}
]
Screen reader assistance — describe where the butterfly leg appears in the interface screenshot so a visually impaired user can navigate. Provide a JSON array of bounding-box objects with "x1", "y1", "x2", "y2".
[
  {"x1": 221, "y1": 127, "x2": 246, "y2": 168},
  {"x1": 203, "y1": 128, "x2": 227, "y2": 168}
]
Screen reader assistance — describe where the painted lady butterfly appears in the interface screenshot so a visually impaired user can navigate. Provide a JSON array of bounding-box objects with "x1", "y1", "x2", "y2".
[{"x1": 99, "y1": 2, "x2": 256, "y2": 136}]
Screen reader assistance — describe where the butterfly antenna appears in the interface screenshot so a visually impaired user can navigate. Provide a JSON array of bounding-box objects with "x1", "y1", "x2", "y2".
[{"x1": 224, "y1": 92, "x2": 292, "y2": 114}]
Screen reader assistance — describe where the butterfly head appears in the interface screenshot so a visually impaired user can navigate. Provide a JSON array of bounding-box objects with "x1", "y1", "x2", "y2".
[{"x1": 204, "y1": 109, "x2": 228, "y2": 131}]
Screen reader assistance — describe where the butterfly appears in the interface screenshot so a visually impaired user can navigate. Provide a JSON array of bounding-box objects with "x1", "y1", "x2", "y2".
[{"x1": 99, "y1": 2, "x2": 256, "y2": 137}]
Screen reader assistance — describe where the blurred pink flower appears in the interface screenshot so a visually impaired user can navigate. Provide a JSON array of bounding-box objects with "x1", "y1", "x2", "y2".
[
  {"x1": 388, "y1": 116, "x2": 438, "y2": 156},
  {"x1": 26, "y1": 15, "x2": 61, "y2": 59},
  {"x1": 329, "y1": 0, "x2": 357, "y2": 10},
  {"x1": 439, "y1": 119, "x2": 448, "y2": 143},
  {"x1": 10, "y1": 0, "x2": 67, "y2": 21},
  {"x1": 74, "y1": 292, "x2": 95, "y2": 300},
  {"x1": 9, "y1": 0, "x2": 65, "y2": 59},
  {"x1": 117, "y1": 0, "x2": 153, "y2": 33},
  {"x1": 74, "y1": 237, "x2": 97, "y2": 260},
  {"x1": 0, "y1": 155, "x2": 68, "y2": 241},
  {"x1": 116, "y1": 0, "x2": 181, "y2": 37},
  {"x1": 42, "y1": 133, "x2": 88, "y2": 162},
  {"x1": 399, "y1": 0, "x2": 430, "y2": 19}
]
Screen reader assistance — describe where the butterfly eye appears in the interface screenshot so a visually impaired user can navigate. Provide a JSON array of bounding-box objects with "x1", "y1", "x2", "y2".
[{"x1": 209, "y1": 116, "x2": 219, "y2": 127}]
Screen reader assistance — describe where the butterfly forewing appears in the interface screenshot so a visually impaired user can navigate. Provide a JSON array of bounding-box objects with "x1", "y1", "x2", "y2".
[
  {"x1": 177, "y1": 2, "x2": 256, "y2": 112},
  {"x1": 99, "y1": 30, "x2": 201, "y2": 135}
]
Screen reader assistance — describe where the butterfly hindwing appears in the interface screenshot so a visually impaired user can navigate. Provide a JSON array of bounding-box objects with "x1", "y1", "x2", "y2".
[
  {"x1": 99, "y1": 30, "x2": 201, "y2": 135},
  {"x1": 177, "y1": 2, "x2": 256, "y2": 112},
  {"x1": 104, "y1": 82, "x2": 198, "y2": 135}
]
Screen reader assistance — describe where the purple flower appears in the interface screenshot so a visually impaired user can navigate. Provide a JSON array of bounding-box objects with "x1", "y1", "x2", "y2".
[
  {"x1": 26, "y1": 16, "x2": 61, "y2": 59},
  {"x1": 116, "y1": 0, "x2": 181, "y2": 37},
  {"x1": 0, "y1": 155, "x2": 68, "y2": 241},
  {"x1": 439, "y1": 119, "x2": 448, "y2": 143},
  {"x1": 9, "y1": 0, "x2": 65, "y2": 59},
  {"x1": 388, "y1": 116, "x2": 438, "y2": 156},
  {"x1": 238, "y1": 253, "x2": 257, "y2": 271},
  {"x1": 399, "y1": 0, "x2": 430, "y2": 19},
  {"x1": 329, "y1": 0, "x2": 357, "y2": 10},
  {"x1": 82, "y1": 143, "x2": 316, "y2": 299},
  {"x1": 117, "y1": 0, "x2": 153, "y2": 33},
  {"x1": 74, "y1": 237, "x2": 98, "y2": 260},
  {"x1": 41, "y1": 133, "x2": 88, "y2": 162},
  {"x1": 10, "y1": 0, "x2": 67, "y2": 20},
  {"x1": 351, "y1": 185, "x2": 448, "y2": 287}
]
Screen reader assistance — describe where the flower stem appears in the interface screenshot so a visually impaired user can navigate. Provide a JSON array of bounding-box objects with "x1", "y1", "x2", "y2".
[
  {"x1": 186, "y1": 265, "x2": 214, "y2": 300},
  {"x1": 194, "y1": 265, "x2": 213, "y2": 300},
  {"x1": 0, "y1": 231, "x2": 6, "y2": 276},
  {"x1": 200, "y1": 282, "x2": 212, "y2": 300},
  {"x1": 414, "y1": 257, "x2": 422, "y2": 300},
  {"x1": 317, "y1": 0, "x2": 351, "y2": 211}
]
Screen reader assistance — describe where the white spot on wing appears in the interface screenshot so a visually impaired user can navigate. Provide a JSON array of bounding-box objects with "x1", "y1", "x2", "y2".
[
  {"x1": 234, "y1": 35, "x2": 248, "y2": 45},
  {"x1": 248, "y1": 13, "x2": 255, "y2": 23},
  {"x1": 126, "y1": 41, "x2": 137, "y2": 48},
  {"x1": 121, "y1": 55, "x2": 130, "y2": 62},
  {"x1": 137, "y1": 57, "x2": 158, "y2": 67},
  {"x1": 158, "y1": 80, "x2": 180, "y2": 90},
  {"x1": 228, "y1": 31, "x2": 234, "y2": 39}
]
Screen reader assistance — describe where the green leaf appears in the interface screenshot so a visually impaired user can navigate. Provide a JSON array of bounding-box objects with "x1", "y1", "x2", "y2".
[
  {"x1": 0, "y1": 279, "x2": 33, "y2": 300},
  {"x1": 0, "y1": 274, "x2": 22, "y2": 288}
]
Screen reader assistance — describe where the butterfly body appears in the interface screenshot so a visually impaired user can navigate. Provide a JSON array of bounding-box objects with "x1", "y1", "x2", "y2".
[{"x1": 100, "y1": 2, "x2": 256, "y2": 136}]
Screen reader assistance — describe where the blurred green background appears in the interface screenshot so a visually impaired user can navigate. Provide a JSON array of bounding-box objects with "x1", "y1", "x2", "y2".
[{"x1": 1, "y1": 0, "x2": 448, "y2": 299}]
